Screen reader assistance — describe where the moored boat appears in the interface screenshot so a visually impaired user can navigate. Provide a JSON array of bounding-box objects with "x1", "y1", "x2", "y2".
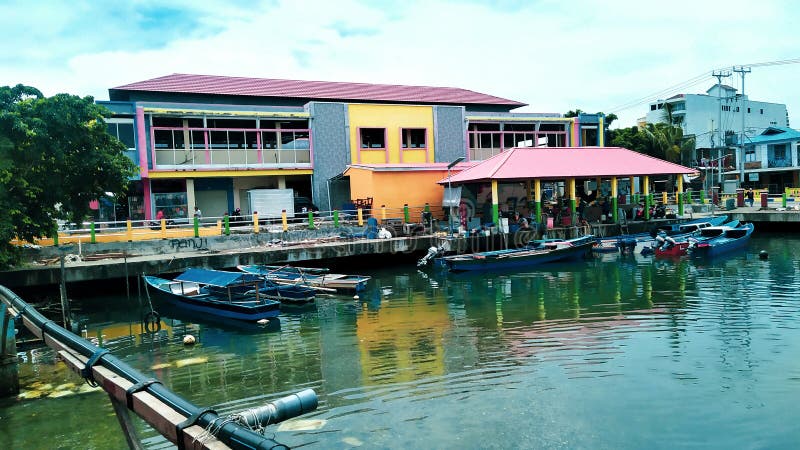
[
  {"x1": 689, "y1": 222, "x2": 754, "y2": 257},
  {"x1": 442, "y1": 235, "x2": 594, "y2": 272},
  {"x1": 144, "y1": 268, "x2": 283, "y2": 321},
  {"x1": 237, "y1": 265, "x2": 370, "y2": 293}
]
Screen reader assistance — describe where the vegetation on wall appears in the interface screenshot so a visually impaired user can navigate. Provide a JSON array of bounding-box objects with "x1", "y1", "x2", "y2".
[{"x1": 0, "y1": 84, "x2": 137, "y2": 268}]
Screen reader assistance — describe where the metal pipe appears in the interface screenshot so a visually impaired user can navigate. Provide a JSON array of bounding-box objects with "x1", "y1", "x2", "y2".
[
  {"x1": 235, "y1": 389, "x2": 318, "y2": 429},
  {"x1": 0, "y1": 285, "x2": 303, "y2": 450}
]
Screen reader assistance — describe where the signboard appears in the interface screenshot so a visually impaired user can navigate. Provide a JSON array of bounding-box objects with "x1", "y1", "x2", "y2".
[{"x1": 748, "y1": 173, "x2": 759, "y2": 181}]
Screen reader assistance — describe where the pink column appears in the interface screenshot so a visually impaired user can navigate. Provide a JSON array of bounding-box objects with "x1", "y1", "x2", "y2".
[
  {"x1": 135, "y1": 107, "x2": 149, "y2": 177},
  {"x1": 143, "y1": 179, "x2": 152, "y2": 220}
]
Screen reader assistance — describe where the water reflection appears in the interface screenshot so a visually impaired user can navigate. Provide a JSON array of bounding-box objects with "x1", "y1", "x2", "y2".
[{"x1": 2, "y1": 235, "x2": 800, "y2": 449}]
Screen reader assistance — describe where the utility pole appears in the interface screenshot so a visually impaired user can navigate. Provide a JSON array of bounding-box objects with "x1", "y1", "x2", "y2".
[
  {"x1": 712, "y1": 70, "x2": 731, "y2": 188},
  {"x1": 733, "y1": 66, "x2": 751, "y2": 187}
]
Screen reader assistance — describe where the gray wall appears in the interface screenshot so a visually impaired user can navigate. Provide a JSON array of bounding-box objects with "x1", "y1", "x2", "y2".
[
  {"x1": 433, "y1": 106, "x2": 466, "y2": 163},
  {"x1": 309, "y1": 102, "x2": 350, "y2": 211}
]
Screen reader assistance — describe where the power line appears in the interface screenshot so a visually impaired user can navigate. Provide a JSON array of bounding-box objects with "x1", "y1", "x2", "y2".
[{"x1": 605, "y1": 57, "x2": 800, "y2": 116}]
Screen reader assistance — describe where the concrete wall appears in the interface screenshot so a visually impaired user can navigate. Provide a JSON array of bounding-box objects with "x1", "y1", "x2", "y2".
[
  {"x1": 433, "y1": 106, "x2": 466, "y2": 164},
  {"x1": 309, "y1": 102, "x2": 349, "y2": 212},
  {"x1": 347, "y1": 104, "x2": 435, "y2": 164}
]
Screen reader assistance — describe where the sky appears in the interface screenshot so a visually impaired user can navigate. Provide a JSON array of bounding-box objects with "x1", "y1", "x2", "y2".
[{"x1": 1, "y1": 0, "x2": 798, "y2": 129}]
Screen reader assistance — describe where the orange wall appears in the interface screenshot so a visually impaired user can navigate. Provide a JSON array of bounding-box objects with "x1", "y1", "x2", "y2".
[{"x1": 348, "y1": 167, "x2": 449, "y2": 214}]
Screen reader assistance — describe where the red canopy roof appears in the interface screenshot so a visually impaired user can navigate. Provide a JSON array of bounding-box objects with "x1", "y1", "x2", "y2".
[
  {"x1": 443, "y1": 147, "x2": 697, "y2": 184},
  {"x1": 111, "y1": 73, "x2": 527, "y2": 107}
]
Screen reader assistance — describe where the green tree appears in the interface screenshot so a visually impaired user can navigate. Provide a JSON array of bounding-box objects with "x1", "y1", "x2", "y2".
[{"x1": 0, "y1": 84, "x2": 137, "y2": 268}]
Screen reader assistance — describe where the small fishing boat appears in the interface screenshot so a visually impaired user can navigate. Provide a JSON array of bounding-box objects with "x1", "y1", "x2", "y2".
[
  {"x1": 689, "y1": 222, "x2": 754, "y2": 257},
  {"x1": 144, "y1": 268, "x2": 283, "y2": 321},
  {"x1": 654, "y1": 241, "x2": 691, "y2": 257},
  {"x1": 442, "y1": 235, "x2": 594, "y2": 272},
  {"x1": 237, "y1": 265, "x2": 370, "y2": 292},
  {"x1": 600, "y1": 216, "x2": 730, "y2": 255}
]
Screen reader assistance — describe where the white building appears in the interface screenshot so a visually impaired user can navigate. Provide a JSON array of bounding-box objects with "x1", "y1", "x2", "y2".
[{"x1": 645, "y1": 85, "x2": 789, "y2": 159}]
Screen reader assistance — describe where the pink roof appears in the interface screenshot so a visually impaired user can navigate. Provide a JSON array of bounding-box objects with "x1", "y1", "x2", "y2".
[
  {"x1": 111, "y1": 73, "x2": 526, "y2": 107},
  {"x1": 443, "y1": 147, "x2": 697, "y2": 183}
]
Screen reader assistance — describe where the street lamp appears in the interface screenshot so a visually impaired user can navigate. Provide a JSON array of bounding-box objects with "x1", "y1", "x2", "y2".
[{"x1": 446, "y1": 156, "x2": 465, "y2": 236}]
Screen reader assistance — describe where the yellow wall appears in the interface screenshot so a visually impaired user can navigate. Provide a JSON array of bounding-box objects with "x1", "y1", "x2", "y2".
[
  {"x1": 348, "y1": 104, "x2": 435, "y2": 164},
  {"x1": 348, "y1": 167, "x2": 448, "y2": 215}
]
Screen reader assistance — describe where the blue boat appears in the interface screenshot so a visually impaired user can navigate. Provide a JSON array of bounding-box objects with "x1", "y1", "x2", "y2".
[
  {"x1": 595, "y1": 216, "x2": 729, "y2": 254},
  {"x1": 442, "y1": 235, "x2": 594, "y2": 272},
  {"x1": 689, "y1": 222, "x2": 755, "y2": 257},
  {"x1": 144, "y1": 268, "x2": 285, "y2": 321}
]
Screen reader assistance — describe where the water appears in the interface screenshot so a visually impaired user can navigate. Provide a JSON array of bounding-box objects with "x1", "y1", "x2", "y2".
[{"x1": 1, "y1": 234, "x2": 799, "y2": 449}]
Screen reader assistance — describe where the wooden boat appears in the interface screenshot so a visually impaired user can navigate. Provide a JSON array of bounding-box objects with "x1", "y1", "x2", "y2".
[
  {"x1": 144, "y1": 268, "x2": 283, "y2": 321},
  {"x1": 689, "y1": 222, "x2": 754, "y2": 257},
  {"x1": 237, "y1": 265, "x2": 370, "y2": 292},
  {"x1": 442, "y1": 235, "x2": 594, "y2": 272}
]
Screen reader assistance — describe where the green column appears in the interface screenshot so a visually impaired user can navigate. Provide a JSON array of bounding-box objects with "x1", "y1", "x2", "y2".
[
  {"x1": 612, "y1": 197, "x2": 618, "y2": 223},
  {"x1": 782, "y1": 192, "x2": 788, "y2": 208},
  {"x1": 53, "y1": 221, "x2": 59, "y2": 246},
  {"x1": 223, "y1": 215, "x2": 230, "y2": 236},
  {"x1": 535, "y1": 201, "x2": 542, "y2": 225},
  {"x1": 644, "y1": 195, "x2": 651, "y2": 220},
  {"x1": 491, "y1": 180, "x2": 499, "y2": 226},
  {"x1": 333, "y1": 210, "x2": 340, "y2": 228},
  {"x1": 403, "y1": 204, "x2": 410, "y2": 223},
  {"x1": 699, "y1": 189, "x2": 706, "y2": 204},
  {"x1": 308, "y1": 211, "x2": 315, "y2": 230},
  {"x1": 90, "y1": 222, "x2": 96, "y2": 244},
  {"x1": 193, "y1": 216, "x2": 199, "y2": 238},
  {"x1": 678, "y1": 193, "x2": 684, "y2": 216}
]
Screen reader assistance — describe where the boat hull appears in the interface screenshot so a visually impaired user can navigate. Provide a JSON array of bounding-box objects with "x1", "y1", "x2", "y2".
[
  {"x1": 144, "y1": 276, "x2": 281, "y2": 321},
  {"x1": 237, "y1": 265, "x2": 370, "y2": 292},
  {"x1": 444, "y1": 240, "x2": 593, "y2": 272}
]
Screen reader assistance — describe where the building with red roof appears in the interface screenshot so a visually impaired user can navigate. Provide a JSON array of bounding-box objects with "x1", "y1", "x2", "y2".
[{"x1": 99, "y1": 73, "x2": 607, "y2": 222}]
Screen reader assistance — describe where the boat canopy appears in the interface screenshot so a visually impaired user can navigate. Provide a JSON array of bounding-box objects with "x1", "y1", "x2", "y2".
[{"x1": 175, "y1": 268, "x2": 262, "y2": 287}]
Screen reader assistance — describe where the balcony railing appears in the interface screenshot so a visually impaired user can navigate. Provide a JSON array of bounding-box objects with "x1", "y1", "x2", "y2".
[
  {"x1": 151, "y1": 127, "x2": 312, "y2": 170},
  {"x1": 768, "y1": 159, "x2": 793, "y2": 168},
  {"x1": 468, "y1": 131, "x2": 568, "y2": 160}
]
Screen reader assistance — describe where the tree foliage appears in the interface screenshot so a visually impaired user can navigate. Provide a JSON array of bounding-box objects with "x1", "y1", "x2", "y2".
[{"x1": 0, "y1": 84, "x2": 138, "y2": 268}]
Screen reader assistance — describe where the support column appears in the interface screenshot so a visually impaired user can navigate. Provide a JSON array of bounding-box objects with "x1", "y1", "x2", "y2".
[
  {"x1": 568, "y1": 178, "x2": 576, "y2": 225},
  {"x1": 534, "y1": 179, "x2": 542, "y2": 225},
  {"x1": 143, "y1": 179, "x2": 153, "y2": 221},
  {"x1": 643, "y1": 175, "x2": 651, "y2": 220},
  {"x1": 571, "y1": 117, "x2": 580, "y2": 146},
  {"x1": 598, "y1": 115, "x2": 605, "y2": 146},
  {"x1": 277, "y1": 176, "x2": 287, "y2": 189},
  {"x1": 629, "y1": 176, "x2": 636, "y2": 204},
  {"x1": 677, "y1": 175, "x2": 684, "y2": 216},
  {"x1": 525, "y1": 180, "x2": 532, "y2": 211},
  {"x1": 186, "y1": 179, "x2": 196, "y2": 213},
  {"x1": 611, "y1": 177, "x2": 618, "y2": 223},
  {"x1": 491, "y1": 180, "x2": 499, "y2": 226}
]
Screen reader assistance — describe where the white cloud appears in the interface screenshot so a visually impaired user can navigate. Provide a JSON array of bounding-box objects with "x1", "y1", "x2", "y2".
[{"x1": 2, "y1": 0, "x2": 798, "y2": 127}]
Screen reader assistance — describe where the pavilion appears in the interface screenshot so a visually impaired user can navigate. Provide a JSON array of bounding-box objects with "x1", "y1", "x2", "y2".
[{"x1": 440, "y1": 147, "x2": 698, "y2": 225}]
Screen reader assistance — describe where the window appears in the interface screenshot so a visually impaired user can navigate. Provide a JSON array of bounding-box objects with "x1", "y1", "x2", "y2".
[
  {"x1": 105, "y1": 119, "x2": 135, "y2": 149},
  {"x1": 735, "y1": 107, "x2": 740, "y2": 112},
  {"x1": 760, "y1": 109, "x2": 764, "y2": 114},
  {"x1": 747, "y1": 107, "x2": 751, "y2": 113},
  {"x1": 650, "y1": 104, "x2": 657, "y2": 111},
  {"x1": 745, "y1": 146, "x2": 756, "y2": 162},
  {"x1": 401, "y1": 128, "x2": 426, "y2": 149},
  {"x1": 360, "y1": 128, "x2": 386, "y2": 149}
]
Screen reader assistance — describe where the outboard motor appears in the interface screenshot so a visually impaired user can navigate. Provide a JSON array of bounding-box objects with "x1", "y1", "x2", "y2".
[
  {"x1": 616, "y1": 238, "x2": 637, "y2": 254},
  {"x1": 417, "y1": 245, "x2": 443, "y2": 267}
]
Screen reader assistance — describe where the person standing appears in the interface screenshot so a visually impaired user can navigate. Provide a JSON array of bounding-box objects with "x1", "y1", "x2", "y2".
[
  {"x1": 746, "y1": 188, "x2": 754, "y2": 207},
  {"x1": 194, "y1": 206, "x2": 202, "y2": 220}
]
